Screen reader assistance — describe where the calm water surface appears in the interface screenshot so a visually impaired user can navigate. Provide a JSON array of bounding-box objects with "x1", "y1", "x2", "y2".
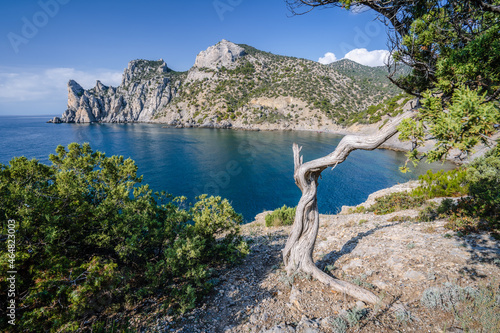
[{"x1": 0, "y1": 116, "x2": 453, "y2": 221}]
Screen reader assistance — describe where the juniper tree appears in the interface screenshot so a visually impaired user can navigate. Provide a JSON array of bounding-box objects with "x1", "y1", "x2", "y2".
[{"x1": 282, "y1": 0, "x2": 500, "y2": 306}]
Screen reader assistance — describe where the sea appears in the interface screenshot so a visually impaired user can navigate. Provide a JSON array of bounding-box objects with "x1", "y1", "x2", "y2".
[{"x1": 0, "y1": 115, "x2": 454, "y2": 222}]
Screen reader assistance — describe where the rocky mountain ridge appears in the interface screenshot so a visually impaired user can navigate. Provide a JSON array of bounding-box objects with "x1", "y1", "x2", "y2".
[{"x1": 50, "y1": 39, "x2": 403, "y2": 131}]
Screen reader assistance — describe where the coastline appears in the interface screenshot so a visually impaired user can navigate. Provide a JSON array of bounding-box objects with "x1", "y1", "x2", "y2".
[{"x1": 47, "y1": 115, "x2": 498, "y2": 164}]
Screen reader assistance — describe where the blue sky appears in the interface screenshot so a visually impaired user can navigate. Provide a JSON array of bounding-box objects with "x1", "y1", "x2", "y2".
[{"x1": 0, "y1": 0, "x2": 390, "y2": 115}]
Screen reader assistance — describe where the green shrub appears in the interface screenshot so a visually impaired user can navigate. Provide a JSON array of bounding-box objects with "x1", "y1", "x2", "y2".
[
  {"x1": 417, "y1": 203, "x2": 439, "y2": 222},
  {"x1": 330, "y1": 316, "x2": 348, "y2": 333},
  {"x1": 466, "y1": 147, "x2": 500, "y2": 221},
  {"x1": 368, "y1": 192, "x2": 426, "y2": 215},
  {"x1": 345, "y1": 307, "x2": 367, "y2": 327},
  {"x1": 349, "y1": 205, "x2": 366, "y2": 214},
  {"x1": 445, "y1": 211, "x2": 482, "y2": 233},
  {"x1": 412, "y1": 168, "x2": 468, "y2": 198},
  {"x1": 265, "y1": 205, "x2": 296, "y2": 227},
  {"x1": 0, "y1": 143, "x2": 248, "y2": 332}
]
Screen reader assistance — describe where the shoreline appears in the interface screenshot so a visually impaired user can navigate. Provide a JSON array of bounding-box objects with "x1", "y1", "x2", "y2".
[{"x1": 47, "y1": 117, "x2": 497, "y2": 164}]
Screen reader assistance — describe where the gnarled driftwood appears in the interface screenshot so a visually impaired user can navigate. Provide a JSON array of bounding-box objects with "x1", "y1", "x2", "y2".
[{"x1": 282, "y1": 111, "x2": 415, "y2": 307}]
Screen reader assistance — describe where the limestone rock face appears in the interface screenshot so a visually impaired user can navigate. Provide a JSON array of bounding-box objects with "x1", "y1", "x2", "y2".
[
  {"x1": 67, "y1": 80, "x2": 84, "y2": 110},
  {"x1": 186, "y1": 39, "x2": 246, "y2": 82},
  {"x1": 57, "y1": 41, "x2": 248, "y2": 124},
  {"x1": 60, "y1": 59, "x2": 176, "y2": 123},
  {"x1": 193, "y1": 39, "x2": 245, "y2": 70}
]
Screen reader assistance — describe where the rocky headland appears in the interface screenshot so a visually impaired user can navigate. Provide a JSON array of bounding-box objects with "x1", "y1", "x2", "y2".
[{"x1": 49, "y1": 39, "x2": 403, "y2": 134}]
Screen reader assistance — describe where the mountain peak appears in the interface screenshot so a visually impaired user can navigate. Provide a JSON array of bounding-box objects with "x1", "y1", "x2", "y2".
[
  {"x1": 122, "y1": 59, "x2": 170, "y2": 86},
  {"x1": 193, "y1": 39, "x2": 246, "y2": 70}
]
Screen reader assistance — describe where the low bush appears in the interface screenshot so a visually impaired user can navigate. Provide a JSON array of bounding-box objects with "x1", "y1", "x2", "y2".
[
  {"x1": 265, "y1": 205, "x2": 296, "y2": 227},
  {"x1": 412, "y1": 168, "x2": 468, "y2": 198},
  {"x1": 0, "y1": 143, "x2": 248, "y2": 332},
  {"x1": 368, "y1": 192, "x2": 426, "y2": 215},
  {"x1": 466, "y1": 147, "x2": 500, "y2": 224},
  {"x1": 421, "y1": 282, "x2": 500, "y2": 332}
]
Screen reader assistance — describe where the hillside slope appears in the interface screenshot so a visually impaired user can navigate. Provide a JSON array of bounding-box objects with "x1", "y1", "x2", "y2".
[{"x1": 149, "y1": 182, "x2": 500, "y2": 332}]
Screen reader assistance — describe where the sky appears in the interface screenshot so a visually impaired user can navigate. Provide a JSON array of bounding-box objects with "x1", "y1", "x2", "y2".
[{"x1": 0, "y1": 0, "x2": 391, "y2": 116}]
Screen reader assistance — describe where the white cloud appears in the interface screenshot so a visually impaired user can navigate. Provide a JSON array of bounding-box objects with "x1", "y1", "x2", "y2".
[
  {"x1": 318, "y1": 52, "x2": 337, "y2": 65},
  {"x1": 0, "y1": 67, "x2": 122, "y2": 102},
  {"x1": 343, "y1": 48, "x2": 390, "y2": 67}
]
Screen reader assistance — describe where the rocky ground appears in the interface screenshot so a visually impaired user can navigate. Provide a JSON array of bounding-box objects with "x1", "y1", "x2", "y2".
[{"x1": 143, "y1": 182, "x2": 499, "y2": 333}]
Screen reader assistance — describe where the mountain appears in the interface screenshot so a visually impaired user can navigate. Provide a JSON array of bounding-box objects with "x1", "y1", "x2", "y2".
[
  {"x1": 50, "y1": 40, "x2": 405, "y2": 130},
  {"x1": 329, "y1": 58, "x2": 397, "y2": 91}
]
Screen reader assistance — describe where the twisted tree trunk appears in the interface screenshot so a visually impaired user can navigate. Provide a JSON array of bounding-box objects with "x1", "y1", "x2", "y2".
[{"x1": 282, "y1": 111, "x2": 414, "y2": 306}]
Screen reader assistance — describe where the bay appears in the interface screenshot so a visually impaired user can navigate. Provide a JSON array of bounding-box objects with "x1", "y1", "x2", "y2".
[{"x1": 0, "y1": 116, "x2": 453, "y2": 221}]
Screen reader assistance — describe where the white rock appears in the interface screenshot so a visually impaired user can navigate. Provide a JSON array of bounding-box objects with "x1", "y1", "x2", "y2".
[{"x1": 193, "y1": 39, "x2": 245, "y2": 70}]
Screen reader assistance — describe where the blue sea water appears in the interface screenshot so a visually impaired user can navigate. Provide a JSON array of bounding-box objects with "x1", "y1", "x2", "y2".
[{"x1": 0, "y1": 116, "x2": 453, "y2": 221}]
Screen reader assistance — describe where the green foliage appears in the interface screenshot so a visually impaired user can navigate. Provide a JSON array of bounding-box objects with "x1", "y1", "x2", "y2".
[
  {"x1": 412, "y1": 169, "x2": 468, "y2": 198},
  {"x1": 348, "y1": 205, "x2": 366, "y2": 214},
  {"x1": 265, "y1": 205, "x2": 296, "y2": 227},
  {"x1": 466, "y1": 147, "x2": 500, "y2": 220},
  {"x1": 417, "y1": 202, "x2": 440, "y2": 222},
  {"x1": 288, "y1": 1, "x2": 499, "y2": 167},
  {"x1": 398, "y1": 87, "x2": 500, "y2": 164},
  {"x1": 395, "y1": 309, "x2": 413, "y2": 324},
  {"x1": 368, "y1": 192, "x2": 426, "y2": 215},
  {"x1": 393, "y1": 2, "x2": 500, "y2": 166},
  {"x1": 435, "y1": 22, "x2": 500, "y2": 98},
  {"x1": 387, "y1": 2, "x2": 500, "y2": 99},
  {"x1": 222, "y1": 61, "x2": 255, "y2": 76},
  {"x1": 365, "y1": 161, "x2": 499, "y2": 233},
  {"x1": 378, "y1": 159, "x2": 499, "y2": 234},
  {"x1": 0, "y1": 143, "x2": 248, "y2": 332},
  {"x1": 444, "y1": 209, "x2": 482, "y2": 234},
  {"x1": 329, "y1": 316, "x2": 348, "y2": 333},
  {"x1": 345, "y1": 93, "x2": 412, "y2": 126},
  {"x1": 427, "y1": 147, "x2": 500, "y2": 233},
  {"x1": 345, "y1": 306, "x2": 367, "y2": 327}
]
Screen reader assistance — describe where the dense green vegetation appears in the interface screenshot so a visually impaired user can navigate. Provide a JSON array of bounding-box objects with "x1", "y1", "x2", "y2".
[
  {"x1": 398, "y1": 86, "x2": 500, "y2": 168},
  {"x1": 0, "y1": 143, "x2": 248, "y2": 332},
  {"x1": 344, "y1": 92, "x2": 413, "y2": 125},
  {"x1": 265, "y1": 205, "x2": 297, "y2": 227},
  {"x1": 329, "y1": 58, "x2": 405, "y2": 101},
  {"x1": 388, "y1": 0, "x2": 500, "y2": 166},
  {"x1": 166, "y1": 47, "x2": 402, "y2": 126}
]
